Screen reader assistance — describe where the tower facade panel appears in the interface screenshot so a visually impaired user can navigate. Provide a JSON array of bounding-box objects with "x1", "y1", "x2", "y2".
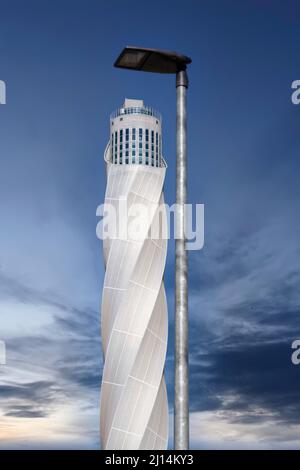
[{"x1": 100, "y1": 99, "x2": 168, "y2": 450}]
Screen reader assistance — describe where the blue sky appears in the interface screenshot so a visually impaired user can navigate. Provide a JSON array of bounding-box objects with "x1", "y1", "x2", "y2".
[{"x1": 0, "y1": 0, "x2": 300, "y2": 449}]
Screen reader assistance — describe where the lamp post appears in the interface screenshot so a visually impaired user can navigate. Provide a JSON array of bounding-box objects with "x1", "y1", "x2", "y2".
[{"x1": 114, "y1": 46, "x2": 192, "y2": 450}]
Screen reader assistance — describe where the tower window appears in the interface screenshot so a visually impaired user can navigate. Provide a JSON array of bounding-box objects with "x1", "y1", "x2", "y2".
[
  {"x1": 132, "y1": 128, "x2": 136, "y2": 140},
  {"x1": 139, "y1": 128, "x2": 143, "y2": 141}
]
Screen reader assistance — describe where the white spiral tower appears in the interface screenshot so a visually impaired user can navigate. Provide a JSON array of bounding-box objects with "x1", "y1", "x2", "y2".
[{"x1": 100, "y1": 99, "x2": 169, "y2": 450}]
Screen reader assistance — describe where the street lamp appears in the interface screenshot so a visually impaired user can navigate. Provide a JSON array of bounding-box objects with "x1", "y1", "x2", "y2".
[{"x1": 114, "y1": 46, "x2": 192, "y2": 450}]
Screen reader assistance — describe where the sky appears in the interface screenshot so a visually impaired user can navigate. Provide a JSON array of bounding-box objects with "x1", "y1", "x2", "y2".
[{"x1": 0, "y1": 0, "x2": 300, "y2": 449}]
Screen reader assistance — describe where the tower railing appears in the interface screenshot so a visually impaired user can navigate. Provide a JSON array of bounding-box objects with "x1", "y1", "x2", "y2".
[{"x1": 110, "y1": 106, "x2": 161, "y2": 121}]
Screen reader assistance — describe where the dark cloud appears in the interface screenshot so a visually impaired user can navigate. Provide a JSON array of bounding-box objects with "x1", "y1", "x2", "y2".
[
  {"x1": 190, "y1": 338, "x2": 300, "y2": 424},
  {"x1": 0, "y1": 281, "x2": 102, "y2": 424},
  {"x1": 189, "y1": 257, "x2": 300, "y2": 431},
  {"x1": 186, "y1": 175, "x2": 300, "y2": 437},
  {"x1": 5, "y1": 406, "x2": 47, "y2": 418},
  {"x1": 56, "y1": 364, "x2": 101, "y2": 390},
  {"x1": 0, "y1": 381, "x2": 54, "y2": 401},
  {"x1": 0, "y1": 381, "x2": 57, "y2": 419}
]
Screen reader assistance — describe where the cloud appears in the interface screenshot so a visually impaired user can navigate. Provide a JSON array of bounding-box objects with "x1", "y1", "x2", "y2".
[
  {"x1": 0, "y1": 270, "x2": 101, "y2": 448},
  {"x1": 187, "y1": 203, "x2": 300, "y2": 447},
  {"x1": 189, "y1": 410, "x2": 300, "y2": 450}
]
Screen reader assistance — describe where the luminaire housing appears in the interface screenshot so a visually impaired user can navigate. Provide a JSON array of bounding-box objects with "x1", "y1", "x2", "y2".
[{"x1": 114, "y1": 46, "x2": 192, "y2": 74}]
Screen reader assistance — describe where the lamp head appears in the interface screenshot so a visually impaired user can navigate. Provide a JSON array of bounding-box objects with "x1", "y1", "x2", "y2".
[{"x1": 114, "y1": 46, "x2": 191, "y2": 74}]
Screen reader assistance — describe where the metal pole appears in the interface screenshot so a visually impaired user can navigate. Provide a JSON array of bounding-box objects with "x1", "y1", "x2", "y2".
[{"x1": 174, "y1": 69, "x2": 189, "y2": 450}]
